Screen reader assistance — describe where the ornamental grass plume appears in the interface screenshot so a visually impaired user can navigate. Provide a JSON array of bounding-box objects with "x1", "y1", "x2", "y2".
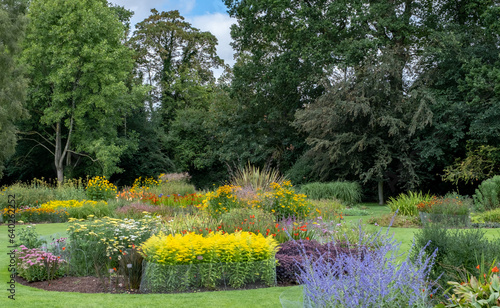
[{"x1": 296, "y1": 221, "x2": 439, "y2": 308}]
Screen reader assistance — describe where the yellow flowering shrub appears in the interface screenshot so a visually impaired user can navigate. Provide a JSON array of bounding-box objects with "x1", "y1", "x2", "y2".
[
  {"x1": 40, "y1": 199, "x2": 106, "y2": 210},
  {"x1": 132, "y1": 176, "x2": 162, "y2": 192},
  {"x1": 140, "y1": 231, "x2": 278, "y2": 291},
  {"x1": 85, "y1": 176, "x2": 117, "y2": 201},
  {"x1": 140, "y1": 231, "x2": 278, "y2": 265},
  {"x1": 260, "y1": 181, "x2": 312, "y2": 219},
  {"x1": 202, "y1": 185, "x2": 244, "y2": 217}
]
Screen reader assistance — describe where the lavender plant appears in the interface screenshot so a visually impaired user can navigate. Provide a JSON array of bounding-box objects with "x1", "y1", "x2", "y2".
[{"x1": 296, "y1": 226, "x2": 439, "y2": 307}]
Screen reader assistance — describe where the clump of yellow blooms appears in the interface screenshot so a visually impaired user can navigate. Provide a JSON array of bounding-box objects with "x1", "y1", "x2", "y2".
[
  {"x1": 140, "y1": 231, "x2": 278, "y2": 265},
  {"x1": 201, "y1": 181, "x2": 314, "y2": 219},
  {"x1": 261, "y1": 180, "x2": 312, "y2": 219},
  {"x1": 131, "y1": 176, "x2": 162, "y2": 192},
  {"x1": 202, "y1": 185, "x2": 243, "y2": 217},
  {"x1": 85, "y1": 176, "x2": 117, "y2": 201},
  {"x1": 40, "y1": 199, "x2": 106, "y2": 210}
]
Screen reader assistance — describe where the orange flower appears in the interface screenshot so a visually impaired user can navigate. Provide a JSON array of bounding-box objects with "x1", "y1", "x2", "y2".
[
  {"x1": 113, "y1": 267, "x2": 116, "y2": 272},
  {"x1": 477, "y1": 265, "x2": 480, "y2": 269},
  {"x1": 62, "y1": 247, "x2": 66, "y2": 251},
  {"x1": 492, "y1": 266, "x2": 499, "y2": 273}
]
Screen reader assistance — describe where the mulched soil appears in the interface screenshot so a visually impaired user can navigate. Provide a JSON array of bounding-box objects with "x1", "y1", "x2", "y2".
[
  {"x1": 14, "y1": 275, "x2": 139, "y2": 294},
  {"x1": 14, "y1": 275, "x2": 293, "y2": 294}
]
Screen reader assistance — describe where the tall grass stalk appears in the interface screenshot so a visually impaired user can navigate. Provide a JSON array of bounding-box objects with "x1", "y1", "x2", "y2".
[
  {"x1": 300, "y1": 182, "x2": 362, "y2": 205},
  {"x1": 230, "y1": 164, "x2": 286, "y2": 192}
]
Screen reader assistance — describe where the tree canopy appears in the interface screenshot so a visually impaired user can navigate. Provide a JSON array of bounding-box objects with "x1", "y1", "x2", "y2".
[
  {"x1": 0, "y1": 0, "x2": 28, "y2": 177},
  {"x1": 21, "y1": 0, "x2": 144, "y2": 183}
]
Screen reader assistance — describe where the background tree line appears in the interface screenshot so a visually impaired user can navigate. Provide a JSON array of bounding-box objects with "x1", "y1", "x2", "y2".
[{"x1": 0, "y1": 0, "x2": 498, "y2": 203}]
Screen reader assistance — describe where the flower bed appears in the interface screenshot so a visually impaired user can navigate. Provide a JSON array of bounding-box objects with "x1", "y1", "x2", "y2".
[
  {"x1": 419, "y1": 212, "x2": 470, "y2": 227},
  {"x1": 139, "y1": 231, "x2": 278, "y2": 292},
  {"x1": 40, "y1": 199, "x2": 106, "y2": 210},
  {"x1": 66, "y1": 216, "x2": 162, "y2": 276},
  {"x1": 15, "y1": 245, "x2": 67, "y2": 282},
  {"x1": 1, "y1": 206, "x2": 68, "y2": 223},
  {"x1": 417, "y1": 195, "x2": 471, "y2": 227}
]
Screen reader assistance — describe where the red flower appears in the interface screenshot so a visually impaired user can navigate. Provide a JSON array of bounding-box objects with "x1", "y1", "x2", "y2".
[
  {"x1": 62, "y1": 247, "x2": 66, "y2": 251},
  {"x1": 477, "y1": 265, "x2": 480, "y2": 269},
  {"x1": 492, "y1": 266, "x2": 499, "y2": 273}
]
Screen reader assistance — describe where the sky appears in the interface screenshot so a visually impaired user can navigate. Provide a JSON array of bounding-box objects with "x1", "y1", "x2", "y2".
[{"x1": 109, "y1": 0, "x2": 236, "y2": 79}]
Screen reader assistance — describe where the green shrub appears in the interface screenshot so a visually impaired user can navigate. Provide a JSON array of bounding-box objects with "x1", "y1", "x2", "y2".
[
  {"x1": 65, "y1": 201, "x2": 117, "y2": 219},
  {"x1": 0, "y1": 183, "x2": 54, "y2": 209},
  {"x1": 300, "y1": 181, "x2": 362, "y2": 205},
  {"x1": 221, "y1": 208, "x2": 275, "y2": 231},
  {"x1": 387, "y1": 191, "x2": 433, "y2": 216},
  {"x1": 416, "y1": 195, "x2": 471, "y2": 216},
  {"x1": 342, "y1": 206, "x2": 370, "y2": 216},
  {"x1": 308, "y1": 199, "x2": 345, "y2": 220},
  {"x1": 85, "y1": 176, "x2": 117, "y2": 201},
  {"x1": 149, "y1": 181, "x2": 196, "y2": 196},
  {"x1": 202, "y1": 185, "x2": 244, "y2": 217},
  {"x1": 0, "y1": 178, "x2": 87, "y2": 210},
  {"x1": 473, "y1": 208, "x2": 500, "y2": 223},
  {"x1": 367, "y1": 214, "x2": 421, "y2": 228},
  {"x1": 473, "y1": 175, "x2": 500, "y2": 212},
  {"x1": 412, "y1": 224, "x2": 500, "y2": 290},
  {"x1": 16, "y1": 225, "x2": 46, "y2": 249}
]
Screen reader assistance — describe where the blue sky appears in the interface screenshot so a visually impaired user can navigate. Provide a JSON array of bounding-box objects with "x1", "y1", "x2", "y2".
[{"x1": 109, "y1": 0, "x2": 236, "y2": 78}]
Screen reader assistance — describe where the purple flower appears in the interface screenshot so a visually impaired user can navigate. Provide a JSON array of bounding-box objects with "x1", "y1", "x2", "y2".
[{"x1": 295, "y1": 219, "x2": 439, "y2": 307}]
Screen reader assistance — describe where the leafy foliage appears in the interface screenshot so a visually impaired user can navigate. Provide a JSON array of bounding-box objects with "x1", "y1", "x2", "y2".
[
  {"x1": 412, "y1": 224, "x2": 500, "y2": 289},
  {"x1": 22, "y1": 0, "x2": 143, "y2": 183},
  {"x1": 473, "y1": 175, "x2": 500, "y2": 212},
  {"x1": 0, "y1": 0, "x2": 28, "y2": 177},
  {"x1": 300, "y1": 182, "x2": 362, "y2": 205},
  {"x1": 275, "y1": 239, "x2": 355, "y2": 285},
  {"x1": 85, "y1": 176, "x2": 117, "y2": 201},
  {"x1": 16, "y1": 225, "x2": 45, "y2": 249},
  {"x1": 387, "y1": 191, "x2": 433, "y2": 217}
]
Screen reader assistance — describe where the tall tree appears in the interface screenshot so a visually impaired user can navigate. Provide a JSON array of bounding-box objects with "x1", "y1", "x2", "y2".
[
  {"x1": 294, "y1": 0, "x2": 435, "y2": 204},
  {"x1": 0, "y1": 0, "x2": 28, "y2": 178},
  {"x1": 130, "y1": 9, "x2": 223, "y2": 123},
  {"x1": 22, "y1": 0, "x2": 143, "y2": 183},
  {"x1": 413, "y1": 0, "x2": 500, "y2": 193},
  {"x1": 222, "y1": 0, "x2": 345, "y2": 171}
]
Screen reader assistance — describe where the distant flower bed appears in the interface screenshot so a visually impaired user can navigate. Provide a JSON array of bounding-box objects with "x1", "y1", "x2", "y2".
[
  {"x1": 40, "y1": 199, "x2": 106, "y2": 210},
  {"x1": 201, "y1": 181, "x2": 313, "y2": 219},
  {"x1": 1, "y1": 206, "x2": 68, "y2": 223}
]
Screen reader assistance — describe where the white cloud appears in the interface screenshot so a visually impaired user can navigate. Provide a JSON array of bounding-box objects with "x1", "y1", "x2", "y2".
[
  {"x1": 187, "y1": 13, "x2": 236, "y2": 68},
  {"x1": 110, "y1": 1, "x2": 236, "y2": 79},
  {"x1": 111, "y1": 0, "x2": 196, "y2": 32}
]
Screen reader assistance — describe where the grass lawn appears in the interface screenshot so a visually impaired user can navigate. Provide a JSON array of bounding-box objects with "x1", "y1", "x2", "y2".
[{"x1": 2, "y1": 206, "x2": 500, "y2": 307}]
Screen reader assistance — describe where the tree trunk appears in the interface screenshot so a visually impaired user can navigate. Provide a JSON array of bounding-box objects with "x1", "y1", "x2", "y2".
[
  {"x1": 54, "y1": 121, "x2": 64, "y2": 185},
  {"x1": 378, "y1": 180, "x2": 384, "y2": 205}
]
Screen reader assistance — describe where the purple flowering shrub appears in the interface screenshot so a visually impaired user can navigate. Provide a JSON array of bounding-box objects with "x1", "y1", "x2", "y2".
[
  {"x1": 276, "y1": 240, "x2": 358, "y2": 284},
  {"x1": 296, "y1": 227, "x2": 439, "y2": 307},
  {"x1": 15, "y1": 245, "x2": 66, "y2": 282}
]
